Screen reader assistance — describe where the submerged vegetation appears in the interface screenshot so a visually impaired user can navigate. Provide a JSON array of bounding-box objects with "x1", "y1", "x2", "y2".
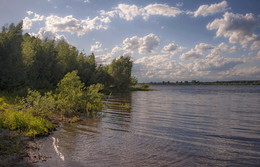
[{"x1": 0, "y1": 21, "x2": 137, "y2": 139}]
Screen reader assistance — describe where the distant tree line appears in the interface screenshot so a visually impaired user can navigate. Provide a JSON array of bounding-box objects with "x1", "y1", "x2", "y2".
[
  {"x1": 149, "y1": 80, "x2": 260, "y2": 85},
  {"x1": 0, "y1": 22, "x2": 135, "y2": 91}
]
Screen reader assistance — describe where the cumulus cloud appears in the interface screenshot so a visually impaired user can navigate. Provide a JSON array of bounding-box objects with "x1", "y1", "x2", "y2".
[
  {"x1": 123, "y1": 33, "x2": 160, "y2": 54},
  {"x1": 180, "y1": 49, "x2": 203, "y2": 60},
  {"x1": 45, "y1": 15, "x2": 110, "y2": 36},
  {"x1": 180, "y1": 43, "x2": 214, "y2": 60},
  {"x1": 133, "y1": 54, "x2": 213, "y2": 81},
  {"x1": 22, "y1": 11, "x2": 111, "y2": 36},
  {"x1": 219, "y1": 66, "x2": 260, "y2": 79},
  {"x1": 134, "y1": 55, "x2": 188, "y2": 80},
  {"x1": 161, "y1": 43, "x2": 183, "y2": 55},
  {"x1": 90, "y1": 41, "x2": 103, "y2": 53},
  {"x1": 207, "y1": 12, "x2": 260, "y2": 48},
  {"x1": 95, "y1": 46, "x2": 123, "y2": 64},
  {"x1": 181, "y1": 42, "x2": 239, "y2": 61},
  {"x1": 250, "y1": 39, "x2": 260, "y2": 50},
  {"x1": 26, "y1": 11, "x2": 34, "y2": 15},
  {"x1": 211, "y1": 42, "x2": 238, "y2": 55},
  {"x1": 257, "y1": 51, "x2": 260, "y2": 59},
  {"x1": 100, "y1": 3, "x2": 183, "y2": 21},
  {"x1": 30, "y1": 28, "x2": 68, "y2": 42},
  {"x1": 23, "y1": 11, "x2": 45, "y2": 30},
  {"x1": 191, "y1": 54, "x2": 244, "y2": 72},
  {"x1": 193, "y1": 1, "x2": 228, "y2": 17}
]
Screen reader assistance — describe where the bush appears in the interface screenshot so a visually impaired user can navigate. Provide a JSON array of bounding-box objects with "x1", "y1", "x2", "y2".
[
  {"x1": 20, "y1": 89, "x2": 56, "y2": 119},
  {"x1": 56, "y1": 71, "x2": 86, "y2": 114},
  {"x1": 85, "y1": 83, "x2": 104, "y2": 113},
  {"x1": 56, "y1": 71, "x2": 104, "y2": 114},
  {"x1": 0, "y1": 109, "x2": 53, "y2": 137}
]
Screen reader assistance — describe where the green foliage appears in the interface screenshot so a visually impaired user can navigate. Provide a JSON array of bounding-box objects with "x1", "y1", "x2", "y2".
[
  {"x1": 130, "y1": 76, "x2": 138, "y2": 86},
  {"x1": 20, "y1": 89, "x2": 56, "y2": 119},
  {"x1": 0, "y1": 22, "x2": 25, "y2": 90},
  {"x1": 85, "y1": 83, "x2": 104, "y2": 112},
  {"x1": 0, "y1": 109, "x2": 53, "y2": 137},
  {"x1": 56, "y1": 71, "x2": 104, "y2": 114},
  {"x1": 56, "y1": 71, "x2": 85, "y2": 114},
  {"x1": 108, "y1": 56, "x2": 133, "y2": 90},
  {"x1": 141, "y1": 83, "x2": 149, "y2": 89}
]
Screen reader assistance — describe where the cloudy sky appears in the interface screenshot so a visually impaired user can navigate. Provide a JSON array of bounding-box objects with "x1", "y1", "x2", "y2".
[{"x1": 1, "y1": 0, "x2": 260, "y2": 82}]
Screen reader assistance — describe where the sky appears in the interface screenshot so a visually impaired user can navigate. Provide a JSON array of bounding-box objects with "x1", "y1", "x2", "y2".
[{"x1": 1, "y1": 0, "x2": 260, "y2": 82}]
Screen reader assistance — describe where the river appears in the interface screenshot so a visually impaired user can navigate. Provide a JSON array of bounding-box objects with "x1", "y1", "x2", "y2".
[{"x1": 36, "y1": 85, "x2": 260, "y2": 167}]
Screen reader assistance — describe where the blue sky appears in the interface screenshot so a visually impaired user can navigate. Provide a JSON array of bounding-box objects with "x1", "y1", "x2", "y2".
[{"x1": 1, "y1": 0, "x2": 260, "y2": 82}]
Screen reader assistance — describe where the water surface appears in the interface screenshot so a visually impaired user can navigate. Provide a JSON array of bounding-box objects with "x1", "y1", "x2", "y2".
[{"x1": 37, "y1": 85, "x2": 260, "y2": 167}]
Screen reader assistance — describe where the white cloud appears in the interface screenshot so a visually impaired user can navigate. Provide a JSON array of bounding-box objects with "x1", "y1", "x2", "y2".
[
  {"x1": 133, "y1": 54, "x2": 211, "y2": 81},
  {"x1": 123, "y1": 36, "x2": 140, "y2": 51},
  {"x1": 176, "y1": 2, "x2": 183, "y2": 7},
  {"x1": 95, "y1": 46, "x2": 123, "y2": 65},
  {"x1": 191, "y1": 54, "x2": 244, "y2": 72},
  {"x1": 195, "y1": 43, "x2": 215, "y2": 52},
  {"x1": 194, "y1": 1, "x2": 228, "y2": 17},
  {"x1": 23, "y1": 17, "x2": 33, "y2": 30},
  {"x1": 161, "y1": 43, "x2": 183, "y2": 55},
  {"x1": 138, "y1": 33, "x2": 160, "y2": 54},
  {"x1": 100, "y1": 3, "x2": 183, "y2": 21},
  {"x1": 250, "y1": 40, "x2": 260, "y2": 50},
  {"x1": 219, "y1": 66, "x2": 260, "y2": 79},
  {"x1": 26, "y1": 11, "x2": 34, "y2": 15},
  {"x1": 181, "y1": 42, "x2": 239, "y2": 60},
  {"x1": 215, "y1": 42, "x2": 238, "y2": 54},
  {"x1": 180, "y1": 43, "x2": 214, "y2": 60},
  {"x1": 144, "y1": 4, "x2": 183, "y2": 19},
  {"x1": 207, "y1": 12, "x2": 260, "y2": 48},
  {"x1": 180, "y1": 49, "x2": 203, "y2": 60},
  {"x1": 45, "y1": 15, "x2": 110, "y2": 36},
  {"x1": 123, "y1": 33, "x2": 160, "y2": 54},
  {"x1": 23, "y1": 11, "x2": 111, "y2": 36},
  {"x1": 257, "y1": 51, "x2": 260, "y2": 59},
  {"x1": 30, "y1": 28, "x2": 68, "y2": 42},
  {"x1": 23, "y1": 11, "x2": 45, "y2": 30},
  {"x1": 90, "y1": 41, "x2": 103, "y2": 53}
]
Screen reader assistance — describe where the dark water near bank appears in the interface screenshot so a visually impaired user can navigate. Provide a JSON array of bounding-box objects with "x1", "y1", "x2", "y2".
[{"x1": 37, "y1": 85, "x2": 260, "y2": 167}]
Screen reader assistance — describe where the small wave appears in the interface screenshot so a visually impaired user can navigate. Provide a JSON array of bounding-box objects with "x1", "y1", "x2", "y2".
[{"x1": 52, "y1": 137, "x2": 65, "y2": 161}]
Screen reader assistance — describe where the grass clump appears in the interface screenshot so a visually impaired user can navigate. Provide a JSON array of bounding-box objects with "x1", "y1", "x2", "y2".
[
  {"x1": 131, "y1": 83, "x2": 156, "y2": 91},
  {"x1": 0, "y1": 109, "x2": 53, "y2": 137}
]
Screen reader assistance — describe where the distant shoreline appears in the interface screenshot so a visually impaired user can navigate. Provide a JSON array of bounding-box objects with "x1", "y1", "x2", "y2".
[{"x1": 147, "y1": 80, "x2": 260, "y2": 86}]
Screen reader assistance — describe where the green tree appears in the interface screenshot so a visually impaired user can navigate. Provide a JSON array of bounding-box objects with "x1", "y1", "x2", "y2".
[
  {"x1": 76, "y1": 53, "x2": 96, "y2": 86},
  {"x1": 56, "y1": 71, "x2": 85, "y2": 114},
  {"x1": 0, "y1": 22, "x2": 25, "y2": 90},
  {"x1": 95, "y1": 65, "x2": 113, "y2": 88},
  {"x1": 108, "y1": 56, "x2": 133, "y2": 90},
  {"x1": 56, "y1": 41, "x2": 78, "y2": 78}
]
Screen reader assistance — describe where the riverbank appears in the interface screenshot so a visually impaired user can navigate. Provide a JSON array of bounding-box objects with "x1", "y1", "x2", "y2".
[{"x1": 0, "y1": 129, "x2": 44, "y2": 167}]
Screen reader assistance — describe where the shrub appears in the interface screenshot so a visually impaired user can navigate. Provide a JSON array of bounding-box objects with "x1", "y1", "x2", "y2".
[
  {"x1": 85, "y1": 83, "x2": 104, "y2": 113},
  {"x1": 56, "y1": 71, "x2": 104, "y2": 114},
  {"x1": 0, "y1": 109, "x2": 53, "y2": 137},
  {"x1": 56, "y1": 71, "x2": 85, "y2": 114},
  {"x1": 20, "y1": 89, "x2": 56, "y2": 119}
]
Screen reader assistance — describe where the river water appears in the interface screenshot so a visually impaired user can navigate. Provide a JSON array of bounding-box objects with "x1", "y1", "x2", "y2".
[{"x1": 36, "y1": 85, "x2": 260, "y2": 167}]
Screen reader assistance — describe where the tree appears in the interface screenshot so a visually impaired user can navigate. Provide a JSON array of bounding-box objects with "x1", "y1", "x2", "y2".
[
  {"x1": 108, "y1": 56, "x2": 133, "y2": 90},
  {"x1": 56, "y1": 71, "x2": 85, "y2": 114},
  {"x1": 76, "y1": 53, "x2": 97, "y2": 86},
  {"x1": 22, "y1": 35, "x2": 59, "y2": 89},
  {"x1": 0, "y1": 22, "x2": 25, "y2": 90}
]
